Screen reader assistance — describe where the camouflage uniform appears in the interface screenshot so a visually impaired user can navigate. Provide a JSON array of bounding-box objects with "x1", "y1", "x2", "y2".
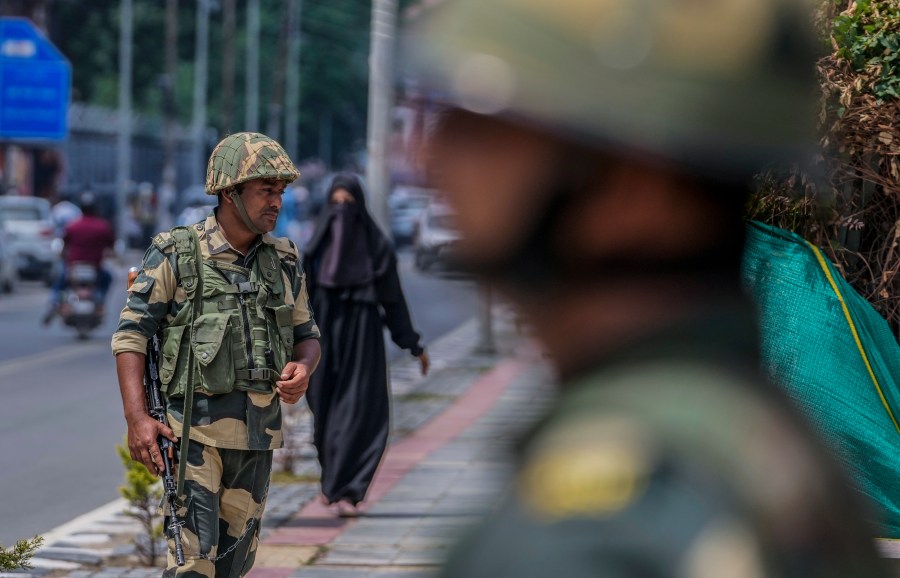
[
  {"x1": 407, "y1": 0, "x2": 893, "y2": 576},
  {"x1": 440, "y1": 307, "x2": 892, "y2": 577},
  {"x1": 113, "y1": 133, "x2": 318, "y2": 577}
]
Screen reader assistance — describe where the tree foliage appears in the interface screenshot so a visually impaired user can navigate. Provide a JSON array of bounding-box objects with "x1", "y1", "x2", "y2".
[
  {"x1": 46, "y1": 0, "x2": 415, "y2": 167},
  {"x1": 748, "y1": 0, "x2": 900, "y2": 332}
]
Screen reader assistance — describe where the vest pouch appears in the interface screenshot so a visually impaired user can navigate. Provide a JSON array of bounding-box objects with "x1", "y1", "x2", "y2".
[
  {"x1": 192, "y1": 312, "x2": 236, "y2": 395},
  {"x1": 160, "y1": 325, "x2": 189, "y2": 398},
  {"x1": 266, "y1": 303, "x2": 294, "y2": 371}
]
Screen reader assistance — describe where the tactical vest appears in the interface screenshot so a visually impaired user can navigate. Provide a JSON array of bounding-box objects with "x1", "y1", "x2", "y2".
[{"x1": 158, "y1": 226, "x2": 295, "y2": 399}]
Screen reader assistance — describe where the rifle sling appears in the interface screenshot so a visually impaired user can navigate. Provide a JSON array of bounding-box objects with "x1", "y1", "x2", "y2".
[{"x1": 176, "y1": 227, "x2": 203, "y2": 500}]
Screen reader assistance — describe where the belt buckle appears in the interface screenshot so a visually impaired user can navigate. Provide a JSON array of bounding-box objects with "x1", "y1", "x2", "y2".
[{"x1": 249, "y1": 368, "x2": 269, "y2": 381}]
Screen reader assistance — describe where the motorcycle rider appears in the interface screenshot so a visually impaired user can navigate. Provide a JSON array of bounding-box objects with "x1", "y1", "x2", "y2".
[{"x1": 43, "y1": 192, "x2": 115, "y2": 325}]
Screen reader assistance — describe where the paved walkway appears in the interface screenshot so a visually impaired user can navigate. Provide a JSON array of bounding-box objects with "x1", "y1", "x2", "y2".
[
  {"x1": 250, "y1": 352, "x2": 550, "y2": 578},
  {"x1": 11, "y1": 309, "x2": 554, "y2": 578}
]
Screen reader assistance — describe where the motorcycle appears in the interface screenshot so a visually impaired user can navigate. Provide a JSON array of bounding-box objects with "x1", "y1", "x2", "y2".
[{"x1": 57, "y1": 262, "x2": 103, "y2": 339}]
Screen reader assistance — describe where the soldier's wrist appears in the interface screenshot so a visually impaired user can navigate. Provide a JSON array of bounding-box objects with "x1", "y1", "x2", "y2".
[{"x1": 124, "y1": 410, "x2": 149, "y2": 425}]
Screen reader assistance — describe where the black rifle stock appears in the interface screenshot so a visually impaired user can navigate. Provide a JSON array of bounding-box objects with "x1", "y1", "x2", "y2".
[{"x1": 145, "y1": 333, "x2": 186, "y2": 566}]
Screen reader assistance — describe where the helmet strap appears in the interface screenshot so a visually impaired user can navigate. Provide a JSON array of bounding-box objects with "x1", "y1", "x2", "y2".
[{"x1": 228, "y1": 189, "x2": 266, "y2": 236}]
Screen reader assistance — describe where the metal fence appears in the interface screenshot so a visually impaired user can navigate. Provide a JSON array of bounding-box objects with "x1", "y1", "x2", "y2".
[{"x1": 63, "y1": 102, "x2": 202, "y2": 202}]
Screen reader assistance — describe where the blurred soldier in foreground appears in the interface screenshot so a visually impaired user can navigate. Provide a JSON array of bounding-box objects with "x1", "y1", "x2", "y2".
[
  {"x1": 112, "y1": 132, "x2": 321, "y2": 577},
  {"x1": 409, "y1": 0, "x2": 892, "y2": 576}
]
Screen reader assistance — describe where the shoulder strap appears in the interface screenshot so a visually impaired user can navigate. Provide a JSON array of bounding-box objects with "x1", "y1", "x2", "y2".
[
  {"x1": 171, "y1": 227, "x2": 200, "y2": 298},
  {"x1": 171, "y1": 225, "x2": 204, "y2": 500}
]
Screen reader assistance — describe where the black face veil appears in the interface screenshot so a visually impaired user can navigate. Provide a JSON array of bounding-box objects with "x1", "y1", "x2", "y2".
[{"x1": 306, "y1": 173, "x2": 393, "y2": 288}]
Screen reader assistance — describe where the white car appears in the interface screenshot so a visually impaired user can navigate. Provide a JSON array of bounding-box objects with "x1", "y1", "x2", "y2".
[
  {"x1": 0, "y1": 196, "x2": 58, "y2": 285},
  {"x1": 413, "y1": 202, "x2": 461, "y2": 271}
]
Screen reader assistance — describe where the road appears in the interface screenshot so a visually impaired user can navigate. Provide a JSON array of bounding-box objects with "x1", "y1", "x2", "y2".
[{"x1": 0, "y1": 248, "x2": 477, "y2": 546}]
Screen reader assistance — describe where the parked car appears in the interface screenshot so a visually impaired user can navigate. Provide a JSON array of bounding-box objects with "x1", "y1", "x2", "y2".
[
  {"x1": 390, "y1": 192, "x2": 431, "y2": 247},
  {"x1": 0, "y1": 196, "x2": 58, "y2": 284},
  {"x1": 414, "y1": 202, "x2": 461, "y2": 271},
  {"x1": 0, "y1": 230, "x2": 18, "y2": 293}
]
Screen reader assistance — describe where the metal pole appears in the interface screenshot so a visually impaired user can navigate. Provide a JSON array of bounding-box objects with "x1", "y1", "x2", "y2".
[
  {"x1": 475, "y1": 286, "x2": 496, "y2": 355},
  {"x1": 265, "y1": 1, "x2": 289, "y2": 141},
  {"x1": 319, "y1": 110, "x2": 332, "y2": 168},
  {"x1": 191, "y1": 0, "x2": 210, "y2": 186},
  {"x1": 365, "y1": 0, "x2": 396, "y2": 232},
  {"x1": 284, "y1": 0, "x2": 302, "y2": 162},
  {"x1": 220, "y1": 0, "x2": 235, "y2": 135},
  {"x1": 116, "y1": 0, "x2": 133, "y2": 250},
  {"x1": 245, "y1": 0, "x2": 260, "y2": 132},
  {"x1": 158, "y1": 0, "x2": 178, "y2": 231}
]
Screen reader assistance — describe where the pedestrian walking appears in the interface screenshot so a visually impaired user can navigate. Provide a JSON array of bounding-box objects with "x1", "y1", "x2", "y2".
[
  {"x1": 408, "y1": 0, "x2": 892, "y2": 576},
  {"x1": 112, "y1": 132, "x2": 321, "y2": 578},
  {"x1": 304, "y1": 173, "x2": 429, "y2": 517}
]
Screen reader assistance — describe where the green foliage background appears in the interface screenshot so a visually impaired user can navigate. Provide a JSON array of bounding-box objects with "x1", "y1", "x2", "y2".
[
  {"x1": 48, "y1": 0, "x2": 415, "y2": 167},
  {"x1": 748, "y1": 0, "x2": 900, "y2": 332}
]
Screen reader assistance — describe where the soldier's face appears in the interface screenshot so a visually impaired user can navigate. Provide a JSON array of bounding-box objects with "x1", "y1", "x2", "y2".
[
  {"x1": 426, "y1": 109, "x2": 560, "y2": 266},
  {"x1": 239, "y1": 178, "x2": 286, "y2": 233}
]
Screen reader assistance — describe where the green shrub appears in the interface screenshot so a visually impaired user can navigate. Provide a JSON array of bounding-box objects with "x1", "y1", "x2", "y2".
[
  {"x1": 116, "y1": 441, "x2": 165, "y2": 566},
  {"x1": 0, "y1": 536, "x2": 44, "y2": 571}
]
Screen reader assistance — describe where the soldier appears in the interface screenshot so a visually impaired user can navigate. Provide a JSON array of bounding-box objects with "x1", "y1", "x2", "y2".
[
  {"x1": 112, "y1": 132, "x2": 321, "y2": 577},
  {"x1": 408, "y1": 1, "x2": 893, "y2": 576}
]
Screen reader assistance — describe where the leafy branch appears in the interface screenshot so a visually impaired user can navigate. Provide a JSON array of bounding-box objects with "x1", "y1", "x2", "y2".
[{"x1": 0, "y1": 536, "x2": 44, "y2": 571}]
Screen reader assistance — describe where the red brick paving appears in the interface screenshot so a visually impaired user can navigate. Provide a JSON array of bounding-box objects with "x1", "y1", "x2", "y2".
[{"x1": 255, "y1": 357, "x2": 527, "y2": 560}]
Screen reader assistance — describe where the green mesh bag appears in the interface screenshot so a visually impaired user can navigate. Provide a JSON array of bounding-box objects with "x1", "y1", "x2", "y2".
[{"x1": 742, "y1": 220, "x2": 900, "y2": 537}]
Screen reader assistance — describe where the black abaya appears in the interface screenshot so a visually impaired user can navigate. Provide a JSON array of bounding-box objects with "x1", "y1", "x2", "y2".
[
  {"x1": 305, "y1": 264, "x2": 422, "y2": 504},
  {"x1": 304, "y1": 174, "x2": 423, "y2": 505}
]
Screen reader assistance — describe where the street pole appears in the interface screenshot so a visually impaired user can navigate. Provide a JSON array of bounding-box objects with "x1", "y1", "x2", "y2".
[
  {"x1": 220, "y1": 0, "x2": 235, "y2": 135},
  {"x1": 116, "y1": 0, "x2": 133, "y2": 250},
  {"x1": 284, "y1": 0, "x2": 302, "y2": 163},
  {"x1": 245, "y1": 0, "x2": 260, "y2": 132},
  {"x1": 475, "y1": 286, "x2": 496, "y2": 355},
  {"x1": 265, "y1": 2, "x2": 289, "y2": 141},
  {"x1": 159, "y1": 0, "x2": 178, "y2": 231},
  {"x1": 191, "y1": 0, "x2": 210, "y2": 186},
  {"x1": 365, "y1": 0, "x2": 396, "y2": 232}
]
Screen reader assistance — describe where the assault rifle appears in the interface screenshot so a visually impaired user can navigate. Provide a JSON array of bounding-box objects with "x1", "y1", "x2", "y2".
[{"x1": 129, "y1": 267, "x2": 185, "y2": 566}]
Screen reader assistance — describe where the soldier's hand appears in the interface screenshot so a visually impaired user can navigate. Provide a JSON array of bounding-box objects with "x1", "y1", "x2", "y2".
[
  {"x1": 276, "y1": 361, "x2": 312, "y2": 405},
  {"x1": 126, "y1": 414, "x2": 176, "y2": 477}
]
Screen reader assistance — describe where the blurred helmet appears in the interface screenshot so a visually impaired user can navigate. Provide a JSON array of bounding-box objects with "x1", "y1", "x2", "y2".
[
  {"x1": 79, "y1": 192, "x2": 97, "y2": 211},
  {"x1": 205, "y1": 132, "x2": 300, "y2": 195},
  {"x1": 407, "y1": 0, "x2": 820, "y2": 176}
]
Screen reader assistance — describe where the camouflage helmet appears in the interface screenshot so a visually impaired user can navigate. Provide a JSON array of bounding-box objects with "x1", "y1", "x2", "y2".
[
  {"x1": 407, "y1": 0, "x2": 819, "y2": 176},
  {"x1": 205, "y1": 132, "x2": 300, "y2": 195}
]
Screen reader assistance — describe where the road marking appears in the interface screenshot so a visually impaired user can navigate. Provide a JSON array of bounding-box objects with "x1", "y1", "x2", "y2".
[{"x1": 0, "y1": 343, "x2": 95, "y2": 379}]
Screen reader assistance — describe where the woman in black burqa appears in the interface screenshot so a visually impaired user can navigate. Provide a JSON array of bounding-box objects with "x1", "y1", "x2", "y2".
[{"x1": 304, "y1": 173, "x2": 429, "y2": 516}]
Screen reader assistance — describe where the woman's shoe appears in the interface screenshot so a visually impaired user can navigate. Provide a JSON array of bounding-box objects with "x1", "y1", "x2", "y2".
[{"x1": 336, "y1": 500, "x2": 359, "y2": 518}]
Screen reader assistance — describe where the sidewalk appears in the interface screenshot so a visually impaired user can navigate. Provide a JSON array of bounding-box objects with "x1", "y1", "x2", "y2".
[{"x1": 14, "y1": 308, "x2": 554, "y2": 578}]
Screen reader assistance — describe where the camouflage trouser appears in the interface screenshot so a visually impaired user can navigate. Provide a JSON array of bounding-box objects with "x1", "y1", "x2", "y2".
[{"x1": 162, "y1": 441, "x2": 272, "y2": 578}]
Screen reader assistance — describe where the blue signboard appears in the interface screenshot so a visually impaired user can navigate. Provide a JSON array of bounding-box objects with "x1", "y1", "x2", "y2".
[{"x1": 0, "y1": 18, "x2": 71, "y2": 142}]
